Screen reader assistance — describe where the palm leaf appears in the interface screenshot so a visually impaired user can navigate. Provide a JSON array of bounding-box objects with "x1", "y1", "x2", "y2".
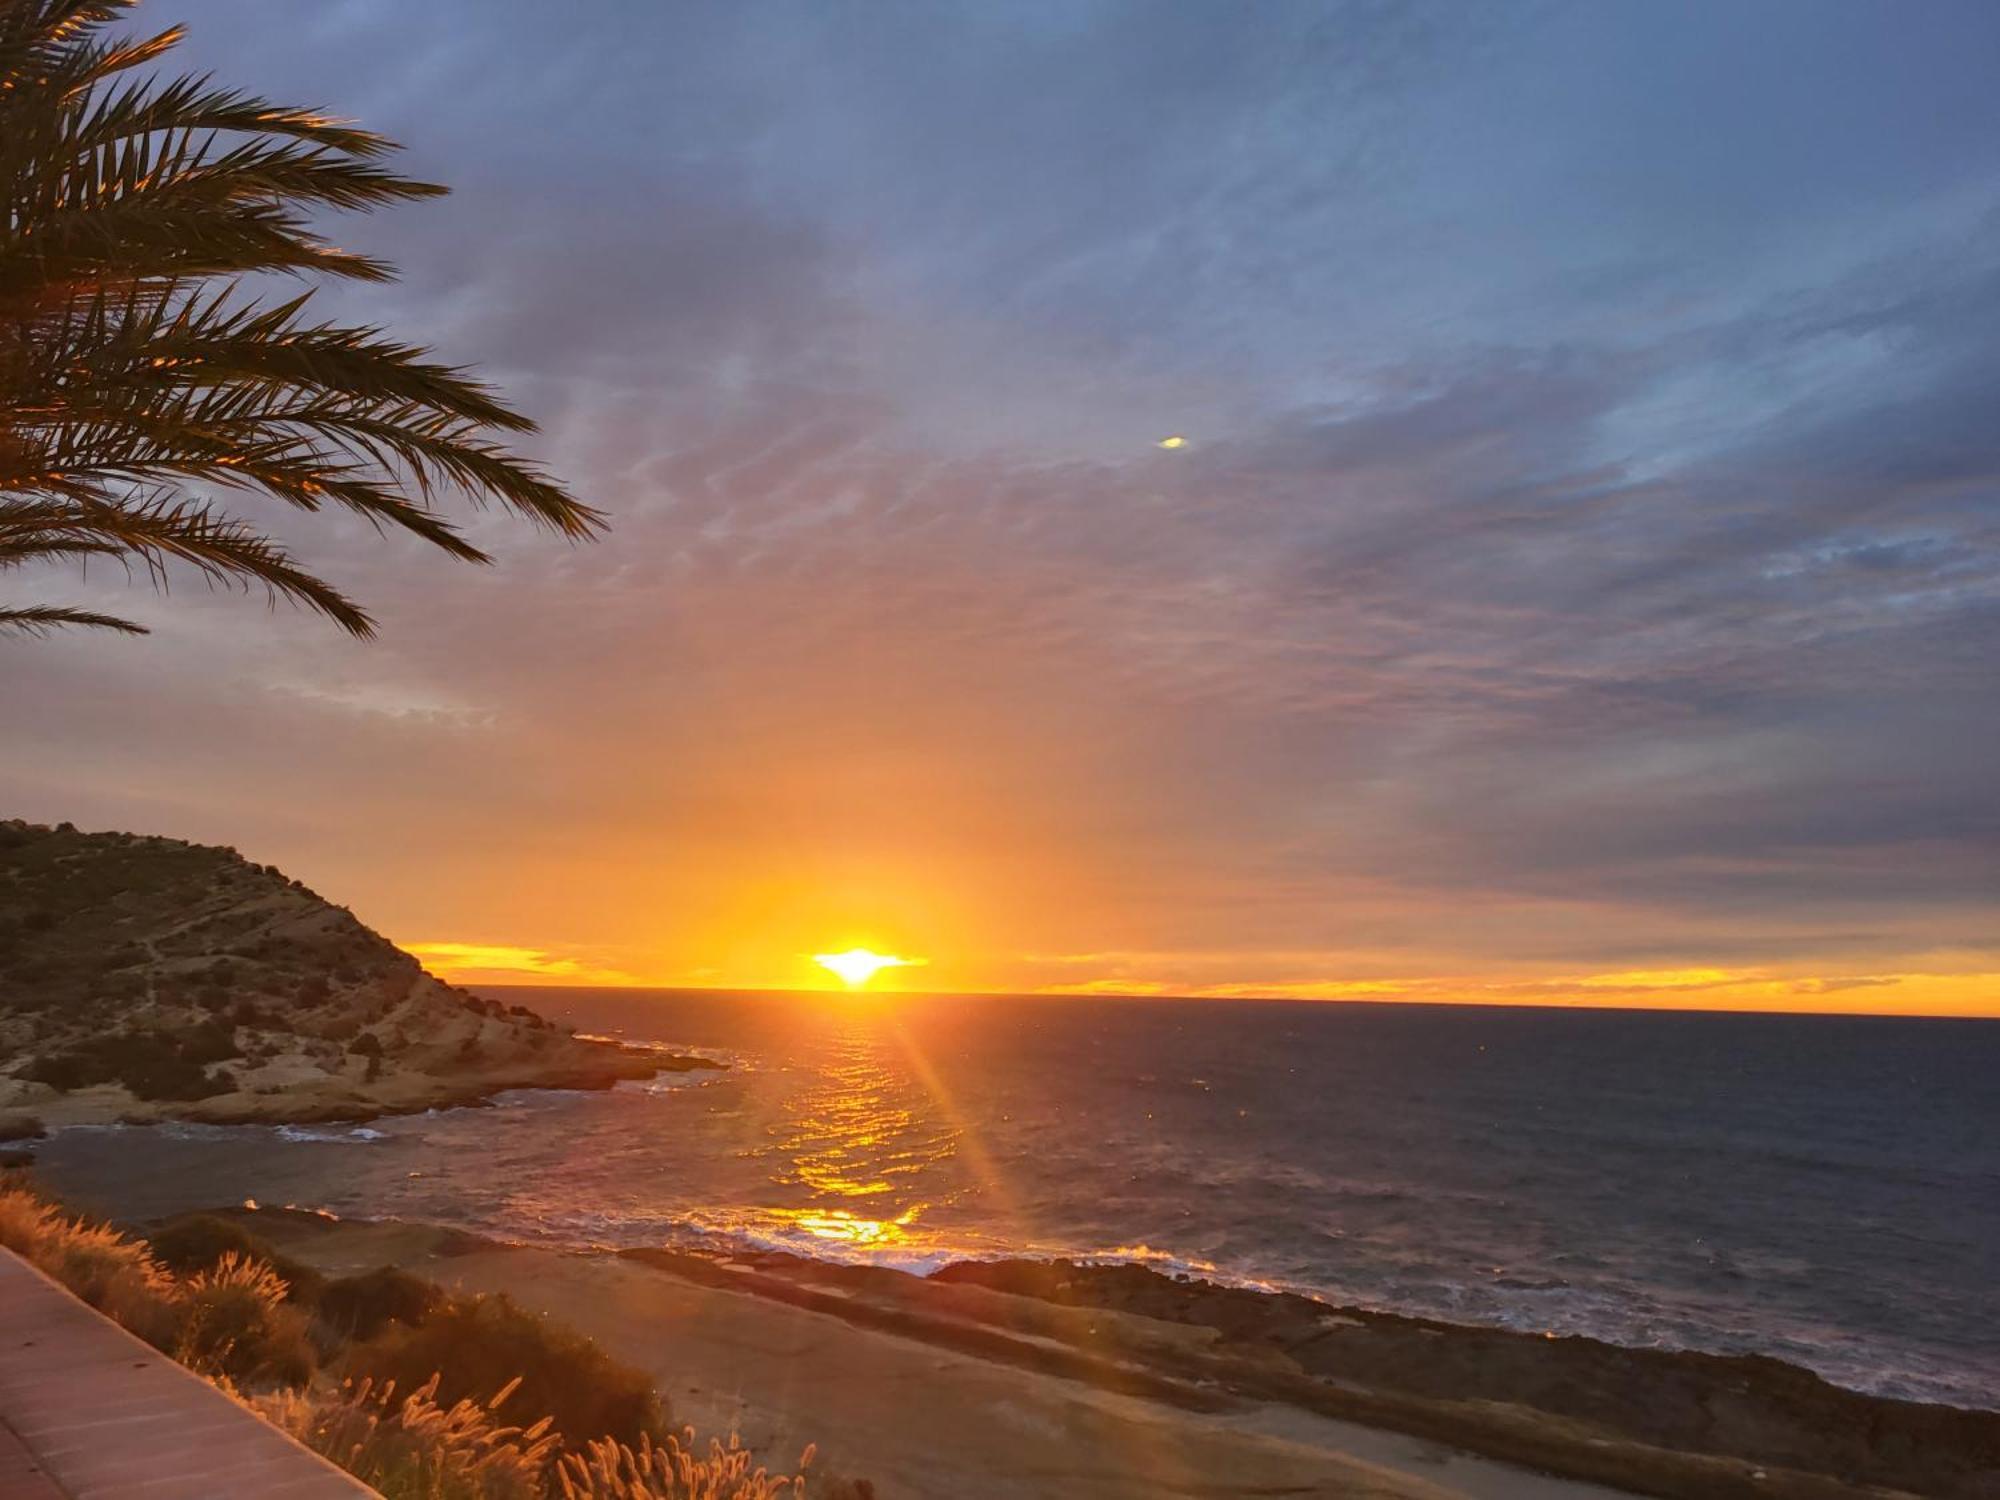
[
  {"x1": 1, "y1": 0, "x2": 600, "y2": 641},
  {"x1": 0, "y1": 602, "x2": 147, "y2": 634}
]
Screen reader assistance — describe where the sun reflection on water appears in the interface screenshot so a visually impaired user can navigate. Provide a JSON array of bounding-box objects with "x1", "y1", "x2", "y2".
[
  {"x1": 746, "y1": 1022, "x2": 960, "y2": 1250},
  {"x1": 762, "y1": 1206, "x2": 923, "y2": 1248}
]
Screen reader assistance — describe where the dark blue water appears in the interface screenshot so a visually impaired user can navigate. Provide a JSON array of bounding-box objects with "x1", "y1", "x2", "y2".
[{"x1": 32, "y1": 990, "x2": 2000, "y2": 1408}]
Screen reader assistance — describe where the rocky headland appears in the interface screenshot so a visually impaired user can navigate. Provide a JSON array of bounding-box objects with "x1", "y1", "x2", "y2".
[{"x1": 0, "y1": 819, "x2": 718, "y2": 1130}]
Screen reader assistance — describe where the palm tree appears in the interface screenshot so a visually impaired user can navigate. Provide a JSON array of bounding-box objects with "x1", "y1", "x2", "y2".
[{"x1": 0, "y1": 0, "x2": 601, "y2": 638}]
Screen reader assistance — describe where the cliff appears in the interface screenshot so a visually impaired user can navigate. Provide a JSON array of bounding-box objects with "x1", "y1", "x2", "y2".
[{"x1": 0, "y1": 820, "x2": 702, "y2": 1127}]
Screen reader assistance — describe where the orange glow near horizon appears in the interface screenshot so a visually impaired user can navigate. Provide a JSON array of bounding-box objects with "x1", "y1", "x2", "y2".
[{"x1": 401, "y1": 935, "x2": 1999, "y2": 1018}]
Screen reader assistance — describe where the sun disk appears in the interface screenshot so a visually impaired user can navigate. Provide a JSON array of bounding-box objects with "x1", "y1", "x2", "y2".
[{"x1": 812, "y1": 948, "x2": 923, "y2": 987}]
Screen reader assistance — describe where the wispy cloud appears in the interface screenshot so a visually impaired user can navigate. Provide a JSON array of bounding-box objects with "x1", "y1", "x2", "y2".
[{"x1": 401, "y1": 943, "x2": 635, "y2": 987}]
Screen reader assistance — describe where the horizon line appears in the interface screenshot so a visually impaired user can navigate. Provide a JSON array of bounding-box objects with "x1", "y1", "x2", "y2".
[{"x1": 455, "y1": 979, "x2": 2000, "y2": 1022}]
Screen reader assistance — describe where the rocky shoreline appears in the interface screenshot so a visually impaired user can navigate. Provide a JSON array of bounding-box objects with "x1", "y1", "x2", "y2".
[
  {"x1": 162, "y1": 1206, "x2": 2000, "y2": 1500},
  {"x1": 917, "y1": 1257, "x2": 2000, "y2": 1500},
  {"x1": 618, "y1": 1245, "x2": 2000, "y2": 1500},
  {"x1": 0, "y1": 1043, "x2": 722, "y2": 1132}
]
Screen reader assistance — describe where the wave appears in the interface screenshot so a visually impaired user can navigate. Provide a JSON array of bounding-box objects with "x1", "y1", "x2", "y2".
[
  {"x1": 614, "y1": 1071, "x2": 720, "y2": 1096},
  {"x1": 273, "y1": 1124, "x2": 387, "y2": 1144}
]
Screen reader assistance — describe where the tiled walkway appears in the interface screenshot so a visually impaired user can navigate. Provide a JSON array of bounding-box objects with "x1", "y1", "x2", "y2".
[{"x1": 0, "y1": 1250, "x2": 373, "y2": 1499}]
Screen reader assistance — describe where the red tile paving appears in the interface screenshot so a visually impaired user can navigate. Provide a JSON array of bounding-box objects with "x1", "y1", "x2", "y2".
[{"x1": 0, "y1": 1249, "x2": 374, "y2": 1499}]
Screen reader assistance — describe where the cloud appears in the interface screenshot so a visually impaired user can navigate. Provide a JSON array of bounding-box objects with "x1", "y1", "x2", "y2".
[{"x1": 401, "y1": 943, "x2": 636, "y2": 986}]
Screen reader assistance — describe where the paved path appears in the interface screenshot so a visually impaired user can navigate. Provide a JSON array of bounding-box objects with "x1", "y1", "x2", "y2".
[
  {"x1": 0, "y1": 1415, "x2": 66, "y2": 1499},
  {"x1": 0, "y1": 1249, "x2": 373, "y2": 1499}
]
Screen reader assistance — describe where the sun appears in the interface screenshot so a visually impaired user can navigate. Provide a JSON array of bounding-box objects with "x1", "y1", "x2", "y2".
[{"x1": 811, "y1": 948, "x2": 922, "y2": 987}]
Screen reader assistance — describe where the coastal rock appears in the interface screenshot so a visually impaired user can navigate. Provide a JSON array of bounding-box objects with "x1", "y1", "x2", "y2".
[
  {"x1": 0, "y1": 819, "x2": 718, "y2": 1127},
  {"x1": 933, "y1": 1258, "x2": 2000, "y2": 1500}
]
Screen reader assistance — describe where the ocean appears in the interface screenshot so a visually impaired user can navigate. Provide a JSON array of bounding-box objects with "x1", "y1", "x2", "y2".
[{"x1": 29, "y1": 989, "x2": 2000, "y2": 1410}]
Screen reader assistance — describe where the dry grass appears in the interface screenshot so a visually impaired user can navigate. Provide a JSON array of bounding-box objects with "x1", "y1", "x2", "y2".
[
  {"x1": 1, "y1": 1183, "x2": 851, "y2": 1498},
  {"x1": 260, "y1": 1374, "x2": 823, "y2": 1500},
  {"x1": 256, "y1": 1373, "x2": 558, "y2": 1500},
  {"x1": 1, "y1": 1184, "x2": 182, "y2": 1340},
  {"x1": 177, "y1": 1250, "x2": 317, "y2": 1385},
  {"x1": 554, "y1": 1432, "x2": 817, "y2": 1499},
  {"x1": 0, "y1": 1184, "x2": 59, "y2": 1257},
  {"x1": 0, "y1": 1183, "x2": 313, "y2": 1385}
]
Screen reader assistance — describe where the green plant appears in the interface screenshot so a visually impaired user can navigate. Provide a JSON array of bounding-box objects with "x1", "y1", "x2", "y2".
[{"x1": 347, "y1": 1293, "x2": 667, "y2": 1451}]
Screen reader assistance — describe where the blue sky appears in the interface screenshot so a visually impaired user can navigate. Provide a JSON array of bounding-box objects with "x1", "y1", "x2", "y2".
[{"x1": 6, "y1": 1, "x2": 1998, "y2": 1007}]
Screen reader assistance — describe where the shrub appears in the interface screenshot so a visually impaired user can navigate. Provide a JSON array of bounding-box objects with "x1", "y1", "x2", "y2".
[
  {"x1": 175, "y1": 1252, "x2": 316, "y2": 1387},
  {"x1": 347, "y1": 1293, "x2": 666, "y2": 1450},
  {"x1": 20, "y1": 1031, "x2": 238, "y2": 1100},
  {"x1": 20, "y1": 1053, "x2": 89, "y2": 1091},
  {"x1": 256, "y1": 1373, "x2": 555, "y2": 1500},
  {"x1": 320, "y1": 1266, "x2": 443, "y2": 1342},
  {"x1": 146, "y1": 1213, "x2": 326, "y2": 1305},
  {"x1": 181, "y1": 1019, "x2": 241, "y2": 1064}
]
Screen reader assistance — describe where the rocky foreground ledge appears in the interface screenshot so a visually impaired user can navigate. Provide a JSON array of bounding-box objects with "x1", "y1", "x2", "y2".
[
  {"x1": 0, "y1": 819, "x2": 721, "y2": 1130},
  {"x1": 920, "y1": 1258, "x2": 2000, "y2": 1500}
]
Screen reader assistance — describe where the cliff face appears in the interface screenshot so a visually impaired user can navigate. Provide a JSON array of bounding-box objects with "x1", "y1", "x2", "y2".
[{"x1": 0, "y1": 820, "x2": 672, "y2": 1125}]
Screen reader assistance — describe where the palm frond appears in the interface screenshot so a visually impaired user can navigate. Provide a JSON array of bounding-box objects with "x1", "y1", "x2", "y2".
[
  {"x1": 1, "y1": 490, "x2": 375, "y2": 635},
  {"x1": 1, "y1": 0, "x2": 601, "y2": 641},
  {"x1": 0, "y1": 601, "x2": 146, "y2": 635},
  {"x1": 70, "y1": 71, "x2": 399, "y2": 158}
]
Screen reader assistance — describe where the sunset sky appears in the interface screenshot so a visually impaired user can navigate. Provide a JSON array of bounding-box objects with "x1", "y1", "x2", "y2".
[{"x1": 5, "y1": 1, "x2": 1998, "y2": 1014}]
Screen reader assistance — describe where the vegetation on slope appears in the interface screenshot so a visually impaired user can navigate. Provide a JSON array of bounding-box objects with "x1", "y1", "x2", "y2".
[{"x1": 0, "y1": 819, "x2": 672, "y2": 1123}]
